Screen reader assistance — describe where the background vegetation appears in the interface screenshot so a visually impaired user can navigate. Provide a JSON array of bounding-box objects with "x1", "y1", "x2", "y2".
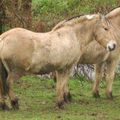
[
  {"x1": 32, "y1": 0, "x2": 119, "y2": 31},
  {"x1": 0, "y1": 0, "x2": 119, "y2": 32}
]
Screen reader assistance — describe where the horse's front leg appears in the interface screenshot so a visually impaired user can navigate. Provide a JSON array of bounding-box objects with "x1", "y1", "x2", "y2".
[
  {"x1": 63, "y1": 81, "x2": 72, "y2": 103},
  {"x1": 105, "y1": 60, "x2": 118, "y2": 99},
  {"x1": 56, "y1": 69, "x2": 70, "y2": 109},
  {"x1": 53, "y1": 71, "x2": 71, "y2": 103},
  {"x1": 92, "y1": 63, "x2": 103, "y2": 98},
  {"x1": 7, "y1": 72, "x2": 19, "y2": 110}
]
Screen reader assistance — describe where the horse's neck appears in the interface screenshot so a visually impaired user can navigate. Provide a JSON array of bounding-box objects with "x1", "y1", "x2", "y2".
[{"x1": 74, "y1": 23, "x2": 94, "y2": 47}]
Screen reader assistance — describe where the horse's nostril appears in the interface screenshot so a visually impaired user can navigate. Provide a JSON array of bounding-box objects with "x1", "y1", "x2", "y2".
[{"x1": 108, "y1": 43, "x2": 116, "y2": 51}]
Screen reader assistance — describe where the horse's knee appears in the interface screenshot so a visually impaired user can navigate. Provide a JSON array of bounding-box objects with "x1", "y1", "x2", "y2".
[{"x1": 11, "y1": 98, "x2": 19, "y2": 110}]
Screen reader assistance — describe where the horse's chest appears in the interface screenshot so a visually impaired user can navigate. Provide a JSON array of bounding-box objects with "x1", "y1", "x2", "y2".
[{"x1": 80, "y1": 50, "x2": 109, "y2": 64}]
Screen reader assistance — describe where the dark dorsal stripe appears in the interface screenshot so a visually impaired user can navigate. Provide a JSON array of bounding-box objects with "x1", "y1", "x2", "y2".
[{"x1": 66, "y1": 14, "x2": 84, "y2": 22}]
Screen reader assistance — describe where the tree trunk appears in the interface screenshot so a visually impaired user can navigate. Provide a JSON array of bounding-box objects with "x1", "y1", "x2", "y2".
[
  {"x1": 0, "y1": 0, "x2": 6, "y2": 34},
  {"x1": 21, "y1": 0, "x2": 32, "y2": 29}
]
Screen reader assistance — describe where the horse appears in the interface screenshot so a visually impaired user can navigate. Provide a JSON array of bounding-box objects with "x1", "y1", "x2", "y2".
[
  {"x1": 91, "y1": 7, "x2": 120, "y2": 98},
  {"x1": 0, "y1": 14, "x2": 117, "y2": 110},
  {"x1": 60, "y1": 7, "x2": 120, "y2": 101}
]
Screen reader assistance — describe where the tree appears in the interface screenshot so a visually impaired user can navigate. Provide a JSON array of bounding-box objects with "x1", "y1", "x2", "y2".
[
  {"x1": 4, "y1": 0, "x2": 32, "y2": 29},
  {"x1": 21, "y1": 0, "x2": 32, "y2": 29}
]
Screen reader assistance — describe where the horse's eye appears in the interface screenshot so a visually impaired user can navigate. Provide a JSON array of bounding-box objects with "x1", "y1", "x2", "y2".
[{"x1": 104, "y1": 27, "x2": 108, "y2": 31}]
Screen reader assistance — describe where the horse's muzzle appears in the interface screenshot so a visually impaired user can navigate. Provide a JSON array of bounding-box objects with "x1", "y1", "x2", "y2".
[{"x1": 107, "y1": 40, "x2": 116, "y2": 51}]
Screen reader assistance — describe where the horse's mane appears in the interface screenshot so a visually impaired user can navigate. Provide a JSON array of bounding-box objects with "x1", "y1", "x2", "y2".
[
  {"x1": 67, "y1": 14, "x2": 84, "y2": 21},
  {"x1": 106, "y1": 7, "x2": 120, "y2": 19},
  {"x1": 52, "y1": 20, "x2": 67, "y2": 31},
  {"x1": 52, "y1": 14, "x2": 96, "y2": 31}
]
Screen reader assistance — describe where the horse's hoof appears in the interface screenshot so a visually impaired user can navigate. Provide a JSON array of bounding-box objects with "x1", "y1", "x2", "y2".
[
  {"x1": 64, "y1": 92, "x2": 72, "y2": 103},
  {"x1": 106, "y1": 92, "x2": 113, "y2": 100},
  {"x1": 11, "y1": 98, "x2": 19, "y2": 110},
  {"x1": 57, "y1": 101, "x2": 65, "y2": 109},
  {"x1": 0, "y1": 103, "x2": 9, "y2": 110},
  {"x1": 92, "y1": 91, "x2": 100, "y2": 98}
]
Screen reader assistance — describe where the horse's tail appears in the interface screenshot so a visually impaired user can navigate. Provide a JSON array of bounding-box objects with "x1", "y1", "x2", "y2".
[
  {"x1": 0, "y1": 34, "x2": 9, "y2": 95},
  {"x1": 0, "y1": 60, "x2": 8, "y2": 95}
]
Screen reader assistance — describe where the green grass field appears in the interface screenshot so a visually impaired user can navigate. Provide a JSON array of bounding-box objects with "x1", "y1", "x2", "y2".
[{"x1": 0, "y1": 75, "x2": 120, "y2": 120}]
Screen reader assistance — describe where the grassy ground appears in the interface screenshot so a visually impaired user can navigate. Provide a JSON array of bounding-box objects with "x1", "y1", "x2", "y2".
[{"x1": 0, "y1": 75, "x2": 120, "y2": 120}]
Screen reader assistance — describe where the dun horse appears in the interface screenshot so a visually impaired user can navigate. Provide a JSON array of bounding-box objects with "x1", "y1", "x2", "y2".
[
  {"x1": 91, "y1": 7, "x2": 120, "y2": 98},
  {"x1": 0, "y1": 14, "x2": 117, "y2": 110},
  {"x1": 60, "y1": 7, "x2": 120, "y2": 101}
]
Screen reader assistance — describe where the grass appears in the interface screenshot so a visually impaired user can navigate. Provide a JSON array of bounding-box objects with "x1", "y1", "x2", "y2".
[{"x1": 0, "y1": 75, "x2": 120, "y2": 120}]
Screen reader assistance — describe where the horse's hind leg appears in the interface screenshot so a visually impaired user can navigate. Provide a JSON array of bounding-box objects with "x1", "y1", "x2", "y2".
[
  {"x1": 92, "y1": 63, "x2": 103, "y2": 98},
  {"x1": 0, "y1": 80, "x2": 9, "y2": 110},
  {"x1": 1, "y1": 60, "x2": 19, "y2": 109},
  {"x1": 56, "y1": 69, "x2": 70, "y2": 109},
  {"x1": 0, "y1": 61, "x2": 9, "y2": 110},
  {"x1": 7, "y1": 72, "x2": 19, "y2": 109}
]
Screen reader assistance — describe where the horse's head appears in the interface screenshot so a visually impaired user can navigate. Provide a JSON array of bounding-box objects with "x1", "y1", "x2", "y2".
[{"x1": 92, "y1": 14, "x2": 117, "y2": 51}]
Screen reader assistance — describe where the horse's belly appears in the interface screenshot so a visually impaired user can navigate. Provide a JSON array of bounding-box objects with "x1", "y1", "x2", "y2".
[
  {"x1": 30, "y1": 48, "x2": 80, "y2": 74},
  {"x1": 29, "y1": 63, "x2": 57, "y2": 74}
]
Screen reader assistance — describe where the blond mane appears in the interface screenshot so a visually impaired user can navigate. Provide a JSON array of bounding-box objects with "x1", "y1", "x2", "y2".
[{"x1": 52, "y1": 14, "x2": 98, "y2": 31}]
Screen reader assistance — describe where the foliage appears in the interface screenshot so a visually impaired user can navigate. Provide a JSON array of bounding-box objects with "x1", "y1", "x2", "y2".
[
  {"x1": 32, "y1": 0, "x2": 119, "y2": 31},
  {"x1": 1, "y1": 0, "x2": 119, "y2": 31}
]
